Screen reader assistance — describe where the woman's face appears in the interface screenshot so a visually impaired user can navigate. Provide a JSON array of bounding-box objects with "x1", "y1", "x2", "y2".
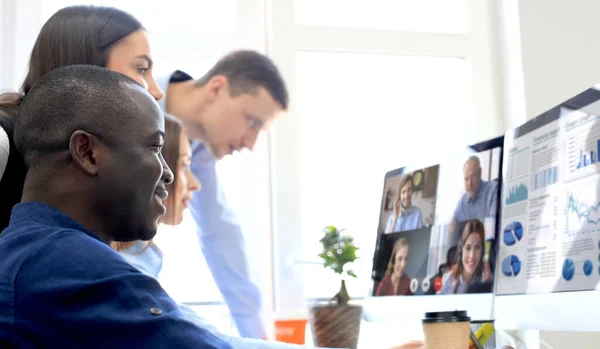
[
  {"x1": 105, "y1": 30, "x2": 164, "y2": 101},
  {"x1": 462, "y1": 232, "x2": 482, "y2": 276},
  {"x1": 172, "y1": 132, "x2": 201, "y2": 225},
  {"x1": 394, "y1": 246, "x2": 408, "y2": 277}
]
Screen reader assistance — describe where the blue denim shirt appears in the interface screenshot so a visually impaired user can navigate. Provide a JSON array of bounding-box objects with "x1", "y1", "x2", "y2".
[
  {"x1": 119, "y1": 241, "x2": 336, "y2": 349},
  {"x1": 0, "y1": 202, "x2": 231, "y2": 348}
]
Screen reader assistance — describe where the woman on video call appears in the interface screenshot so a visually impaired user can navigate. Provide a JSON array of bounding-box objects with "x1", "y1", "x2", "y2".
[
  {"x1": 376, "y1": 237, "x2": 414, "y2": 296},
  {"x1": 438, "y1": 219, "x2": 493, "y2": 294}
]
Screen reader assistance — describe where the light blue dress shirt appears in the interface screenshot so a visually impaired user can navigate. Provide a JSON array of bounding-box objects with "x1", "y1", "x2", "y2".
[
  {"x1": 156, "y1": 72, "x2": 264, "y2": 338},
  {"x1": 452, "y1": 179, "x2": 498, "y2": 224},
  {"x1": 385, "y1": 205, "x2": 423, "y2": 233}
]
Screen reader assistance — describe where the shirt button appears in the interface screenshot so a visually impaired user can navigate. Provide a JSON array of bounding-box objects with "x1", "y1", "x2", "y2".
[{"x1": 150, "y1": 307, "x2": 163, "y2": 315}]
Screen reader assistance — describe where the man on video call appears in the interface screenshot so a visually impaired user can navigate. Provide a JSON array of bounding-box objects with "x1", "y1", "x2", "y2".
[
  {"x1": 449, "y1": 155, "x2": 498, "y2": 234},
  {"x1": 385, "y1": 174, "x2": 424, "y2": 233}
]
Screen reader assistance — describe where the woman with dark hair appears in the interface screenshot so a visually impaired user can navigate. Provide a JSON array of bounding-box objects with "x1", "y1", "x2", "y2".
[
  {"x1": 0, "y1": 5, "x2": 163, "y2": 230},
  {"x1": 438, "y1": 219, "x2": 493, "y2": 294}
]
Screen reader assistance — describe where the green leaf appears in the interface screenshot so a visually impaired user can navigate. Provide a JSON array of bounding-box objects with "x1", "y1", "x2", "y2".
[{"x1": 347, "y1": 270, "x2": 357, "y2": 278}]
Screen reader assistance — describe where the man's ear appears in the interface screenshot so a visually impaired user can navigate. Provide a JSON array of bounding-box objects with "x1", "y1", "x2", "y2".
[
  {"x1": 69, "y1": 130, "x2": 101, "y2": 176},
  {"x1": 207, "y1": 75, "x2": 228, "y2": 101}
]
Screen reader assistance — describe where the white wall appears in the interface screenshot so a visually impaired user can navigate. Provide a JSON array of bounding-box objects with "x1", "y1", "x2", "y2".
[{"x1": 518, "y1": 0, "x2": 600, "y2": 120}]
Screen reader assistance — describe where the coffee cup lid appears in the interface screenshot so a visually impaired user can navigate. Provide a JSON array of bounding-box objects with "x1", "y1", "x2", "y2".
[{"x1": 422, "y1": 310, "x2": 471, "y2": 323}]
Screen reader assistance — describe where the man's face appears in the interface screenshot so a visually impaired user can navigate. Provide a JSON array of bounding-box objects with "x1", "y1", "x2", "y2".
[
  {"x1": 190, "y1": 81, "x2": 283, "y2": 160},
  {"x1": 100, "y1": 88, "x2": 173, "y2": 242},
  {"x1": 463, "y1": 160, "x2": 481, "y2": 198},
  {"x1": 400, "y1": 181, "x2": 413, "y2": 210}
]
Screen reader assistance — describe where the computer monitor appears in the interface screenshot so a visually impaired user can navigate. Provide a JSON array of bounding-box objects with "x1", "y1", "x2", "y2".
[
  {"x1": 495, "y1": 85, "x2": 600, "y2": 331},
  {"x1": 363, "y1": 136, "x2": 503, "y2": 323}
]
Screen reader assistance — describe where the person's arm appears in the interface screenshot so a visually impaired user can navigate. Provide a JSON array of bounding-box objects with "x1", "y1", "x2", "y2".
[
  {"x1": 449, "y1": 198, "x2": 463, "y2": 234},
  {"x1": 487, "y1": 181, "x2": 499, "y2": 217},
  {"x1": 16, "y1": 231, "x2": 232, "y2": 348},
  {"x1": 385, "y1": 214, "x2": 395, "y2": 234},
  {"x1": 179, "y1": 303, "x2": 346, "y2": 349},
  {"x1": 0, "y1": 125, "x2": 9, "y2": 180},
  {"x1": 188, "y1": 143, "x2": 265, "y2": 338},
  {"x1": 415, "y1": 209, "x2": 423, "y2": 229}
]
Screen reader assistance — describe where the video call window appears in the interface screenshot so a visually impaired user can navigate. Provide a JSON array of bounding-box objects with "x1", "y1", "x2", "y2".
[
  {"x1": 371, "y1": 143, "x2": 503, "y2": 297},
  {"x1": 379, "y1": 165, "x2": 440, "y2": 235}
]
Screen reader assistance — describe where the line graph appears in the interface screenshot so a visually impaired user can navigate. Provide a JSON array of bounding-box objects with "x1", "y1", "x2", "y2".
[{"x1": 564, "y1": 174, "x2": 600, "y2": 236}]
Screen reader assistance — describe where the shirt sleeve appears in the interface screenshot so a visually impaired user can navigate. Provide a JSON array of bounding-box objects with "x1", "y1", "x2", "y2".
[
  {"x1": 15, "y1": 231, "x2": 233, "y2": 348},
  {"x1": 179, "y1": 303, "x2": 340, "y2": 349},
  {"x1": 415, "y1": 209, "x2": 423, "y2": 229},
  {"x1": 385, "y1": 214, "x2": 395, "y2": 233},
  {"x1": 188, "y1": 143, "x2": 265, "y2": 338},
  {"x1": 452, "y1": 197, "x2": 462, "y2": 224},
  {"x1": 487, "y1": 181, "x2": 499, "y2": 217},
  {"x1": 0, "y1": 125, "x2": 9, "y2": 181}
]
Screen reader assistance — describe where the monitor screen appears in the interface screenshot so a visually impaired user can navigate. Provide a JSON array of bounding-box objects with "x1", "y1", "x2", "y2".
[
  {"x1": 497, "y1": 85, "x2": 600, "y2": 296},
  {"x1": 370, "y1": 137, "x2": 503, "y2": 297}
]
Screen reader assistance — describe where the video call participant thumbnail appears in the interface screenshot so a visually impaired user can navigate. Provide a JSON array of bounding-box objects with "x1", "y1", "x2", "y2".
[
  {"x1": 375, "y1": 237, "x2": 413, "y2": 296},
  {"x1": 438, "y1": 219, "x2": 493, "y2": 294},
  {"x1": 449, "y1": 156, "x2": 498, "y2": 234},
  {"x1": 385, "y1": 174, "x2": 423, "y2": 233}
]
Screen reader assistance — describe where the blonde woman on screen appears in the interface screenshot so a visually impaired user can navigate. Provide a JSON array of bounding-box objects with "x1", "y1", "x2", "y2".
[{"x1": 376, "y1": 237, "x2": 413, "y2": 296}]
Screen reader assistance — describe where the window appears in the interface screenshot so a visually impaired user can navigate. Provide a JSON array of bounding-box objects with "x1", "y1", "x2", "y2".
[
  {"x1": 295, "y1": 51, "x2": 473, "y2": 300},
  {"x1": 294, "y1": 0, "x2": 469, "y2": 33},
  {"x1": 42, "y1": 0, "x2": 236, "y2": 33},
  {"x1": 271, "y1": 0, "x2": 502, "y2": 311}
]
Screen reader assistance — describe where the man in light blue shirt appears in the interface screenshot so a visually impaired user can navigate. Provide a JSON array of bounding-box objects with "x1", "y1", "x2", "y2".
[
  {"x1": 385, "y1": 174, "x2": 423, "y2": 233},
  {"x1": 156, "y1": 51, "x2": 288, "y2": 338},
  {"x1": 450, "y1": 155, "x2": 498, "y2": 233}
]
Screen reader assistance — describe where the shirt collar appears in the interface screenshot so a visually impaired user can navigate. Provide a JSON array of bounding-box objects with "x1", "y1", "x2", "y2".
[
  {"x1": 157, "y1": 70, "x2": 194, "y2": 113},
  {"x1": 400, "y1": 205, "x2": 415, "y2": 217},
  {"x1": 120, "y1": 240, "x2": 163, "y2": 257},
  {"x1": 9, "y1": 202, "x2": 108, "y2": 245}
]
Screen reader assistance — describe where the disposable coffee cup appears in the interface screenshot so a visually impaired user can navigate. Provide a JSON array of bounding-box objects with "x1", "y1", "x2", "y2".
[{"x1": 422, "y1": 310, "x2": 471, "y2": 349}]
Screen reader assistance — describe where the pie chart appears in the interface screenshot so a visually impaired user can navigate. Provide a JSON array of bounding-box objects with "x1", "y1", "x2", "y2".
[
  {"x1": 501, "y1": 255, "x2": 521, "y2": 277},
  {"x1": 584, "y1": 259, "x2": 593, "y2": 276},
  {"x1": 503, "y1": 222, "x2": 524, "y2": 246},
  {"x1": 562, "y1": 258, "x2": 575, "y2": 281}
]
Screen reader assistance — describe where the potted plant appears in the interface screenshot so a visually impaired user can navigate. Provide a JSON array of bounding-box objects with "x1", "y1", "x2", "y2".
[{"x1": 309, "y1": 225, "x2": 362, "y2": 349}]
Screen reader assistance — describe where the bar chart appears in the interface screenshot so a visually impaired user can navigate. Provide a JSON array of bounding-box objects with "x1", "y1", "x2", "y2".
[{"x1": 576, "y1": 140, "x2": 600, "y2": 169}]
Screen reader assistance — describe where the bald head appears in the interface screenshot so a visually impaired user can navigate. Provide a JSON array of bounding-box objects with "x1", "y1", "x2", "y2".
[
  {"x1": 463, "y1": 155, "x2": 482, "y2": 198},
  {"x1": 15, "y1": 64, "x2": 159, "y2": 168}
]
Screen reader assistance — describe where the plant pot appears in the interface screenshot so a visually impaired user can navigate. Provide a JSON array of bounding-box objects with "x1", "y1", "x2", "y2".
[{"x1": 309, "y1": 303, "x2": 362, "y2": 349}]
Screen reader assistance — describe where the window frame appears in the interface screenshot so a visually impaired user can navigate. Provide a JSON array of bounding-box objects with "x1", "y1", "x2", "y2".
[{"x1": 268, "y1": 0, "x2": 503, "y2": 312}]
